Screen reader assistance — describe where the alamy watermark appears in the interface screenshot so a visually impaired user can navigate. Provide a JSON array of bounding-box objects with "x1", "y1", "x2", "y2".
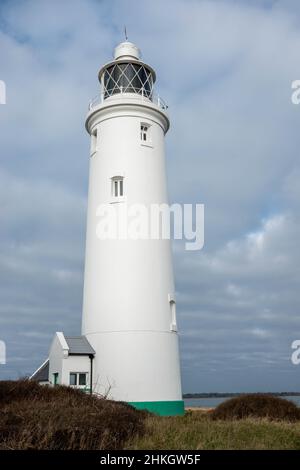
[
  {"x1": 95, "y1": 203, "x2": 204, "y2": 251},
  {"x1": 0, "y1": 80, "x2": 6, "y2": 104},
  {"x1": 291, "y1": 80, "x2": 300, "y2": 105},
  {"x1": 0, "y1": 340, "x2": 6, "y2": 364},
  {"x1": 290, "y1": 88, "x2": 300, "y2": 363}
]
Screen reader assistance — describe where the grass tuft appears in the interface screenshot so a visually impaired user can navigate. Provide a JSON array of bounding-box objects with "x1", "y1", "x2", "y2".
[{"x1": 211, "y1": 394, "x2": 300, "y2": 422}]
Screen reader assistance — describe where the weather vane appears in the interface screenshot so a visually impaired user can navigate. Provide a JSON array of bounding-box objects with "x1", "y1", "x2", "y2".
[{"x1": 124, "y1": 25, "x2": 128, "y2": 41}]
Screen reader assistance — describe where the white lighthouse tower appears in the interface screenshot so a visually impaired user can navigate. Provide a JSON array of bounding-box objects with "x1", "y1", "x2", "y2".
[{"x1": 81, "y1": 41, "x2": 184, "y2": 416}]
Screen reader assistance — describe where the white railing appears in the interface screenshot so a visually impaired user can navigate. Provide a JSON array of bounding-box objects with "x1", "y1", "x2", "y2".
[{"x1": 88, "y1": 87, "x2": 168, "y2": 111}]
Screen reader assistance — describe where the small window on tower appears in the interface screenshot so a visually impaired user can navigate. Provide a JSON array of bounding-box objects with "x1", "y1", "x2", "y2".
[
  {"x1": 111, "y1": 176, "x2": 124, "y2": 198},
  {"x1": 170, "y1": 300, "x2": 177, "y2": 332},
  {"x1": 140, "y1": 123, "x2": 149, "y2": 142},
  {"x1": 90, "y1": 128, "x2": 98, "y2": 156}
]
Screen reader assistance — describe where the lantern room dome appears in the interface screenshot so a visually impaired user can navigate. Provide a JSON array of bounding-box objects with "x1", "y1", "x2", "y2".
[{"x1": 114, "y1": 41, "x2": 140, "y2": 60}]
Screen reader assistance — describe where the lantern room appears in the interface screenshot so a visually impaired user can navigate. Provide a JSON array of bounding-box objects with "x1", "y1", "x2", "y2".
[{"x1": 98, "y1": 41, "x2": 156, "y2": 99}]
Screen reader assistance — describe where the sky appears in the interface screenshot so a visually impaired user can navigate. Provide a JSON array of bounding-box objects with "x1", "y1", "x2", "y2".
[{"x1": 0, "y1": 0, "x2": 300, "y2": 393}]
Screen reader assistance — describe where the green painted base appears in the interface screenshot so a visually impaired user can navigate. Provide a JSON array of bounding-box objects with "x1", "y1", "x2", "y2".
[{"x1": 129, "y1": 400, "x2": 185, "y2": 416}]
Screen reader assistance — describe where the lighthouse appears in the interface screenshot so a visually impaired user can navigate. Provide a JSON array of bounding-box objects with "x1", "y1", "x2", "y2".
[
  {"x1": 81, "y1": 41, "x2": 184, "y2": 416},
  {"x1": 31, "y1": 40, "x2": 184, "y2": 416}
]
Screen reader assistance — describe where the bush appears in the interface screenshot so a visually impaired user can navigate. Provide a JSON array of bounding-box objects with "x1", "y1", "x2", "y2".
[
  {"x1": 211, "y1": 394, "x2": 300, "y2": 422},
  {"x1": 0, "y1": 380, "x2": 146, "y2": 450}
]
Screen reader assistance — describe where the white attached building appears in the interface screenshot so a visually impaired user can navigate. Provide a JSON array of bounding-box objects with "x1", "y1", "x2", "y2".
[{"x1": 31, "y1": 332, "x2": 95, "y2": 393}]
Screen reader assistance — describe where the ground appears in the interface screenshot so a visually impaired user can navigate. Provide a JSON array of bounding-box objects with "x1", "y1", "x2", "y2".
[
  {"x1": 1, "y1": 381, "x2": 300, "y2": 450},
  {"x1": 126, "y1": 410, "x2": 300, "y2": 450}
]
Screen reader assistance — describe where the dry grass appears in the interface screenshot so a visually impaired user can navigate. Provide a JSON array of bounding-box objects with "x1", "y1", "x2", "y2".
[
  {"x1": 211, "y1": 394, "x2": 300, "y2": 422},
  {"x1": 128, "y1": 394, "x2": 300, "y2": 450},
  {"x1": 0, "y1": 380, "x2": 146, "y2": 450},
  {"x1": 126, "y1": 410, "x2": 300, "y2": 450},
  {"x1": 2, "y1": 383, "x2": 300, "y2": 450}
]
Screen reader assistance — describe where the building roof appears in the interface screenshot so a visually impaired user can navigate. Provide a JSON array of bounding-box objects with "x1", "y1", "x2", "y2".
[
  {"x1": 31, "y1": 358, "x2": 49, "y2": 382},
  {"x1": 65, "y1": 336, "x2": 95, "y2": 356}
]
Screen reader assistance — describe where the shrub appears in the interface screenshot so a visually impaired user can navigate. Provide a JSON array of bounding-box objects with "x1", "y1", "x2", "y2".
[
  {"x1": 211, "y1": 394, "x2": 300, "y2": 422},
  {"x1": 0, "y1": 380, "x2": 146, "y2": 450}
]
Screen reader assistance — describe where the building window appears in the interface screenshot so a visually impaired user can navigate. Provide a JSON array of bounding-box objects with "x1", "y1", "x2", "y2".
[
  {"x1": 79, "y1": 373, "x2": 87, "y2": 386},
  {"x1": 53, "y1": 373, "x2": 59, "y2": 386},
  {"x1": 90, "y1": 128, "x2": 98, "y2": 156},
  {"x1": 140, "y1": 124, "x2": 149, "y2": 142},
  {"x1": 69, "y1": 372, "x2": 87, "y2": 387},
  {"x1": 111, "y1": 176, "x2": 124, "y2": 198},
  {"x1": 70, "y1": 373, "x2": 77, "y2": 386}
]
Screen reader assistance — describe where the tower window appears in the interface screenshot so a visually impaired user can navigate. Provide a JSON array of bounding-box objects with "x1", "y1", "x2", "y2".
[
  {"x1": 170, "y1": 300, "x2": 177, "y2": 332},
  {"x1": 140, "y1": 124, "x2": 149, "y2": 142},
  {"x1": 112, "y1": 176, "x2": 124, "y2": 198},
  {"x1": 90, "y1": 128, "x2": 98, "y2": 156}
]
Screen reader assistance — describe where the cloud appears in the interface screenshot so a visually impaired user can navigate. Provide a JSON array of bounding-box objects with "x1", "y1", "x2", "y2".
[
  {"x1": 175, "y1": 211, "x2": 300, "y2": 390},
  {"x1": 0, "y1": 0, "x2": 300, "y2": 392}
]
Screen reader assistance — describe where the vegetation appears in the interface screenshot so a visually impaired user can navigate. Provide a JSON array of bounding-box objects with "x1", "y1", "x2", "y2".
[
  {"x1": 127, "y1": 411, "x2": 300, "y2": 450},
  {"x1": 0, "y1": 380, "x2": 146, "y2": 450},
  {"x1": 1, "y1": 382, "x2": 300, "y2": 450},
  {"x1": 211, "y1": 394, "x2": 300, "y2": 422}
]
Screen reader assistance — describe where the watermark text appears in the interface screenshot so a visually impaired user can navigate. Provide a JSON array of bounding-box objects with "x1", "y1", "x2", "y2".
[
  {"x1": 0, "y1": 340, "x2": 6, "y2": 364},
  {"x1": 0, "y1": 80, "x2": 6, "y2": 104},
  {"x1": 291, "y1": 340, "x2": 300, "y2": 365},
  {"x1": 95, "y1": 203, "x2": 204, "y2": 251}
]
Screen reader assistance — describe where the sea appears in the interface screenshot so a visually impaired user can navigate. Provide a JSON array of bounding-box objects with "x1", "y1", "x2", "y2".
[{"x1": 184, "y1": 395, "x2": 300, "y2": 408}]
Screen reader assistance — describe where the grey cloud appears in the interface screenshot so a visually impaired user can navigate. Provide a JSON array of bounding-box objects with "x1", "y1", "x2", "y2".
[{"x1": 1, "y1": 0, "x2": 300, "y2": 392}]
